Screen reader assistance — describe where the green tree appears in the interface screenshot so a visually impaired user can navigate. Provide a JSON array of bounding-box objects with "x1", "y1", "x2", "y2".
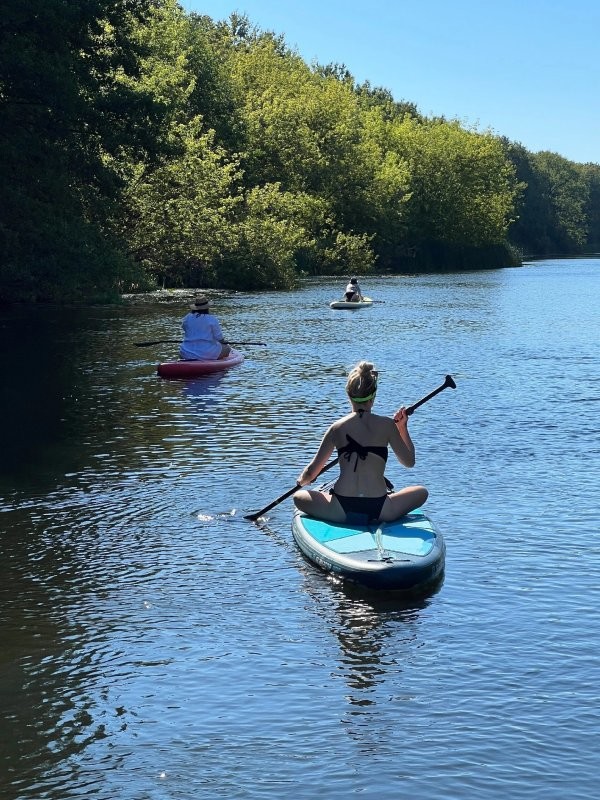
[
  {"x1": 391, "y1": 119, "x2": 519, "y2": 248},
  {"x1": 218, "y1": 183, "x2": 316, "y2": 289},
  {"x1": 533, "y1": 152, "x2": 589, "y2": 252},
  {"x1": 0, "y1": 0, "x2": 164, "y2": 302},
  {"x1": 225, "y1": 33, "x2": 411, "y2": 271},
  {"x1": 502, "y1": 140, "x2": 551, "y2": 254},
  {"x1": 505, "y1": 141, "x2": 591, "y2": 254},
  {"x1": 110, "y1": 0, "x2": 246, "y2": 289},
  {"x1": 354, "y1": 79, "x2": 421, "y2": 123},
  {"x1": 319, "y1": 230, "x2": 376, "y2": 275},
  {"x1": 581, "y1": 163, "x2": 600, "y2": 251},
  {"x1": 118, "y1": 122, "x2": 242, "y2": 288}
]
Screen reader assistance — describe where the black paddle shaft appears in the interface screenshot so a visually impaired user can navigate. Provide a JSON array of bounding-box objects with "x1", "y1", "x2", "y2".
[
  {"x1": 244, "y1": 459, "x2": 339, "y2": 521},
  {"x1": 405, "y1": 374, "x2": 456, "y2": 416},
  {"x1": 134, "y1": 339, "x2": 266, "y2": 347},
  {"x1": 244, "y1": 374, "x2": 456, "y2": 522}
]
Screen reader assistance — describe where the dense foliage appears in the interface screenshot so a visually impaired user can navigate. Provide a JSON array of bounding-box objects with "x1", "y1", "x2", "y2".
[{"x1": 1, "y1": 1, "x2": 598, "y2": 302}]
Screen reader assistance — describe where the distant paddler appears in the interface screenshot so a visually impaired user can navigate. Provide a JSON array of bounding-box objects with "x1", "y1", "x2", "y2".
[
  {"x1": 180, "y1": 295, "x2": 231, "y2": 361},
  {"x1": 344, "y1": 277, "x2": 364, "y2": 302}
]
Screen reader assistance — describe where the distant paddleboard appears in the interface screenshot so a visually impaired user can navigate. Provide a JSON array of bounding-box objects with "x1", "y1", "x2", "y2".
[{"x1": 329, "y1": 297, "x2": 374, "y2": 309}]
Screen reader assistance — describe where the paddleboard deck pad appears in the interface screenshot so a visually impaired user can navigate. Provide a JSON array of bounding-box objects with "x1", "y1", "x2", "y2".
[{"x1": 292, "y1": 509, "x2": 445, "y2": 591}]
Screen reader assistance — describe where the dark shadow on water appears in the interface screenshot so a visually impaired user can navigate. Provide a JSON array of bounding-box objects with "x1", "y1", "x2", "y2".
[{"x1": 336, "y1": 570, "x2": 445, "y2": 609}]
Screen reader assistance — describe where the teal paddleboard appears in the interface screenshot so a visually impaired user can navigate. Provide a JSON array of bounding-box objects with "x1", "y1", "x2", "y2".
[{"x1": 291, "y1": 509, "x2": 445, "y2": 591}]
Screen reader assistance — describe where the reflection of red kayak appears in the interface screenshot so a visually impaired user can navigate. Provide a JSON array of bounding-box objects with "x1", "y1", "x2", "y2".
[{"x1": 157, "y1": 349, "x2": 244, "y2": 379}]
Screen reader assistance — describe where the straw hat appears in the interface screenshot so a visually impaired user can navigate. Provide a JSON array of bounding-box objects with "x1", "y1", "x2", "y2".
[{"x1": 190, "y1": 295, "x2": 210, "y2": 311}]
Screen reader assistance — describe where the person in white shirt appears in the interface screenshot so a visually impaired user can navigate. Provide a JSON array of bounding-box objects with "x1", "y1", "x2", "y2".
[
  {"x1": 179, "y1": 296, "x2": 232, "y2": 360},
  {"x1": 344, "y1": 277, "x2": 363, "y2": 302}
]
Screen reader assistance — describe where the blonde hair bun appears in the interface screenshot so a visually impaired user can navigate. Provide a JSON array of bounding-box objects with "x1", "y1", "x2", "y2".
[{"x1": 346, "y1": 361, "x2": 378, "y2": 403}]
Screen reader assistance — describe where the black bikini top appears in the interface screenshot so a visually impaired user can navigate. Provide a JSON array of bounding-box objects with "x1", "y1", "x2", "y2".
[{"x1": 337, "y1": 434, "x2": 388, "y2": 471}]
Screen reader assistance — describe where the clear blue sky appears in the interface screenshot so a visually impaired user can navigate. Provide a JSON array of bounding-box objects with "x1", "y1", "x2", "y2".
[{"x1": 180, "y1": 0, "x2": 599, "y2": 165}]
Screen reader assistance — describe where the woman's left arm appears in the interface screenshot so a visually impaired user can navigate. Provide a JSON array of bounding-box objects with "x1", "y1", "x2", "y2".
[{"x1": 297, "y1": 426, "x2": 336, "y2": 485}]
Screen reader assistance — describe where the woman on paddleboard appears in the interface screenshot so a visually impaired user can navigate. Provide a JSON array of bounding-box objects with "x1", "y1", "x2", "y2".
[
  {"x1": 344, "y1": 277, "x2": 363, "y2": 302},
  {"x1": 293, "y1": 361, "x2": 428, "y2": 524},
  {"x1": 180, "y1": 295, "x2": 231, "y2": 360}
]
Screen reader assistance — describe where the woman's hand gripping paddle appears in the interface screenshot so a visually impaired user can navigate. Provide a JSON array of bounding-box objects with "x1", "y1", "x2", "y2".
[{"x1": 244, "y1": 374, "x2": 456, "y2": 522}]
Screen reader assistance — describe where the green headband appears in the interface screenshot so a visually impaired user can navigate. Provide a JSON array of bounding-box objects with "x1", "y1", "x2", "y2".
[{"x1": 349, "y1": 390, "x2": 377, "y2": 403}]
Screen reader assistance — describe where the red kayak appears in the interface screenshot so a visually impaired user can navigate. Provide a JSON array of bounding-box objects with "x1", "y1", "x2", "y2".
[{"x1": 157, "y1": 349, "x2": 244, "y2": 379}]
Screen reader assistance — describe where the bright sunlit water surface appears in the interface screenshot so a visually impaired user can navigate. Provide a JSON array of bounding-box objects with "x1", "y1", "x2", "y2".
[{"x1": 0, "y1": 258, "x2": 598, "y2": 799}]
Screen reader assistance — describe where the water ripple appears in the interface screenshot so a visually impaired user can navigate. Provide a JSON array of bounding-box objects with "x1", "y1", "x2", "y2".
[{"x1": 1, "y1": 264, "x2": 599, "y2": 800}]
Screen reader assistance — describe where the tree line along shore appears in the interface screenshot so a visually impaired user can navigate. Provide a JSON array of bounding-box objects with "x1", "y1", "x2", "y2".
[{"x1": 2, "y1": 0, "x2": 599, "y2": 304}]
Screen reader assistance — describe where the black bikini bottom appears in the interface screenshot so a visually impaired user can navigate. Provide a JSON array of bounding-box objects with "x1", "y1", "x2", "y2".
[{"x1": 331, "y1": 492, "x2": 388, "y2": 524}]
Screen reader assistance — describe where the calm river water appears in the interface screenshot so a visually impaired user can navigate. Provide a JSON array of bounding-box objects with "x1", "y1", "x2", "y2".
[{"x1": 1, "y1": 258, "x2": 598, "y2": 800}]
